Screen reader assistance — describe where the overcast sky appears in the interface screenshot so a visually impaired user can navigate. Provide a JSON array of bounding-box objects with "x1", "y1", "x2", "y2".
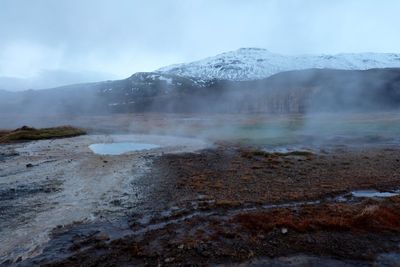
[{"x1": 1, "y1": 0, "x2": 400, "y2": 89}]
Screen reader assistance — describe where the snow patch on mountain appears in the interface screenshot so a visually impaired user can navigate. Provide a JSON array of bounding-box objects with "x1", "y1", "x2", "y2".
[{"x1": 157, "y1": 48, "x2": 400, "y2": 81}]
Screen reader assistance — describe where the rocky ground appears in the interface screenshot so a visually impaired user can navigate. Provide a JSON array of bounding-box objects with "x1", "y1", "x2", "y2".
[
  {"x1": 0, "y1": 134, "x2": 209, "y2": 265},
  {"x1": 12, "y1": 142, "x2": 400, "y2": 266}
]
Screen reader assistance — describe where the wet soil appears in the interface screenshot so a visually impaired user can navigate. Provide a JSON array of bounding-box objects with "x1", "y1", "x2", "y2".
[{"x1": 23, "y1": 144, "x2": 400, "y2": 266}]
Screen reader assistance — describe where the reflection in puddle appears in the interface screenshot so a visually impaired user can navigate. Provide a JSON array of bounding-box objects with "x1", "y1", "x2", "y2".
[
  {"x1": 351, "y1": 190, "x2": 399, "y2": 198},
  {"x1": 89, "y1": 142, "x2": 160, "y2": 155}
]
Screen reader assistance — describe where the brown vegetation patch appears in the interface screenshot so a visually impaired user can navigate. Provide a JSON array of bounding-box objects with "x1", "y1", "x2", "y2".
[
  {"x1": 154, "y1": 146, "x2": 400, "y2": 206},
  {"x1": 0, "y1": 125, "x2": 86, "y2": 143},
  {"x1": 233, "y1": 197, "x2": 400, "y2": 234}
]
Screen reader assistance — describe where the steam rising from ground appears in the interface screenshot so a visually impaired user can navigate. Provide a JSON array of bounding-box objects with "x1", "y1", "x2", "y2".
[{"x1": 1, "y1": 67, "x2": 399, "y2": 150}]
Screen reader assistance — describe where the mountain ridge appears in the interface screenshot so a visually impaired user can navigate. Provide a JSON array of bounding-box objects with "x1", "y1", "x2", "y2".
[
  {"x1": 2, "y1": 68, "x2": 400, "y2": 116},
  {"x1": 157, "y1": 48, "x2": 400, "y2": 81}
]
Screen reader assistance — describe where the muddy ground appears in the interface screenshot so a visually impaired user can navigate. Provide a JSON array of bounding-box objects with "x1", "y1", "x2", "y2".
[{"x1": 14, "y1": 143, "x2": 400, "y2": 266}]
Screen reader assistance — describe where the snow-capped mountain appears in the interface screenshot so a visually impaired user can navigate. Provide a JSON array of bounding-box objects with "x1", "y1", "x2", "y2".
[
  {"x1": 2, "y1": 48, "x2": 400, "y2": 116},
  {"x1": 157, "y1": 48, "x2": 400, "y2": 81}
]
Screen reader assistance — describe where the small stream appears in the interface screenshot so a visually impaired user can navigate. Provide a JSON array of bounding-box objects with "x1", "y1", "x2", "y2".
[
  {"x1": 351, "y1": 190, "x2": 399, "y2": 198},
  {"x1": 89, "y1": 142, "x2": 160, "y2": 155}
]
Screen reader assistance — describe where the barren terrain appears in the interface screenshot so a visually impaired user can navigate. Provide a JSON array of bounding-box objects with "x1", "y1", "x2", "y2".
[{"x1": 1, "y1": 113, "x2": 400, "y2": 266}]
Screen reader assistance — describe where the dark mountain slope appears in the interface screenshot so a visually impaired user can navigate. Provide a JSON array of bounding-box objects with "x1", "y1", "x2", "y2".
[{"x1": 1, "y1": 68, "x2": 400, "y2": 115}]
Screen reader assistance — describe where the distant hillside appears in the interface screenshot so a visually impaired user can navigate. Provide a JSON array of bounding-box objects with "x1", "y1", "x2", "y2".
[{"x1": 1, "y1": 68, "x2": 400, "y2": 115}]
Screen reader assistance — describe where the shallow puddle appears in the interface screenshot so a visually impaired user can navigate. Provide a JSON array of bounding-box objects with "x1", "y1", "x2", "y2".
[
  {"x1": 351, "y1": 190, "x2": 399, "y2": 198},
  {"x1": 89, "y1": 142, "x2": 160, "y2": 155}
]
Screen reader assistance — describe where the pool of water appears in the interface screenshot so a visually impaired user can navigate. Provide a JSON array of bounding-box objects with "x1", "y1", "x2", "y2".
[
  {"x1": 351, "y1": 190, "x2": 399, "y2": 198},
  {"x1": 89, "y1": 142, "x2": 160, "y2": 155}
]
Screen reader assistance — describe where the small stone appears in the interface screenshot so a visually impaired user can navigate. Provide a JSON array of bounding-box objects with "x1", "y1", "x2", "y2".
[
  {"x1": 178, "y1": 244, "x2": 184, "y2": 250},
  {"x1": 281, "y1": 227, "x2": 288, "y2": 234},
  {"x1": 165, "y1": 257, "x2": 175, "y2": 263},
  {"x1": 110, "y1": 199, "x2": 121, "y2": 206},
  {"x1": 26, "y1": 163, "x2": 33, "y2": 168},
  {"x1": 96, "y1": 233, "x2": 110, "y2": 241}
]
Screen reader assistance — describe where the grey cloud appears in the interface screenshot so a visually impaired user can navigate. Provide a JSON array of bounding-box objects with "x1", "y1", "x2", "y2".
[{"x1": 0, "y1": 0, "x2": 399, "y2": 90}]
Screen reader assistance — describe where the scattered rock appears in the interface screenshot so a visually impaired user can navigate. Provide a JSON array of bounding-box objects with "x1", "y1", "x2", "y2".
[
  {"x1": 110, "y1": 199, "x2": 122, "y2": 206},
  {"x1": 96, "y1": 233, "x2": 110, "y2": 241},
  {"x1": 164, "y1": 257, "x2": 175, "y2": 263},
  {"x1": 281, "y1": 227, "x2": 288, "y2": 234},
  {"x1": 257, "y1": 234, "x2": 265, "y2": 239},
  {"x1": 26, "y1": 163, "x2": 33, "y2": 168},
  {"x1": 15, "y1": 125, "x2": 35, "y2": 132}
]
